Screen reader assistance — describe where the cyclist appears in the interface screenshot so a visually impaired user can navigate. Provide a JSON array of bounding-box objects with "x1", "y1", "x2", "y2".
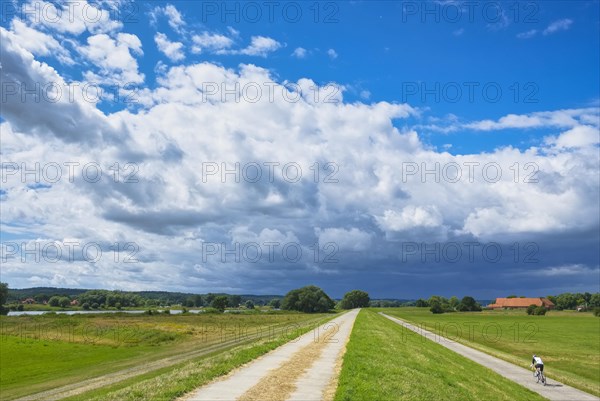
[{"x1": 530, "y1": 354, "x2": 544, "y2": 376}]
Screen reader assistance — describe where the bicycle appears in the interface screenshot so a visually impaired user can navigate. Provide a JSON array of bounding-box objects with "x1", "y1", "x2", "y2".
[{"x1": 532, "y1": 366, "x2": 546, "y2": 385}]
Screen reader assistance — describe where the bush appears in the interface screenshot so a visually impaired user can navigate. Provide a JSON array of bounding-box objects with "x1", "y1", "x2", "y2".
[
  {"x1": 17, "y1": 304, "x2": 24, "y2": 311},
  {"x1": 534, "y1": 306, "x2": 547, "y2": 315},
  {"x1": 91, "y1": 302, "x2": 99, "y2": 309},
  {"x1": 593, "y1": 307, "x2": 600, "y2": 317},
  {"x1": 526, "y1": 304, "x2": 537, "y2": 315}
]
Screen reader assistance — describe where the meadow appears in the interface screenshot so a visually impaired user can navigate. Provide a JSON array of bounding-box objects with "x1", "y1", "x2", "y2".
[
  {"x1": 384, "y1": 307, "x2": 600, "y2": 396},
  {"x1": 334, "y1": 309, "x2": 547, "y2": 401},
  {"x1": 0, "y1": 311, "x2": 333, "y2": 400}
]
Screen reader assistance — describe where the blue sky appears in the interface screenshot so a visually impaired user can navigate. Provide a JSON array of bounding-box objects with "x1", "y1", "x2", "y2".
[{"x1": 0, "y1": 0, "x2": 599, "y2": 298}]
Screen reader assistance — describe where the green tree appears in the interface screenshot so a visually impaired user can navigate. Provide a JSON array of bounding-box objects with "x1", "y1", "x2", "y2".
[
  {"x1": 193, "y1": 295, "x2": 203, "y2": 307},
  {"x1": 590, "y1": 293, "x2": 600, "y2": 308},
  {"x1": 0, "y1": 282, "x2": 8, "y2": 306},
  {"x1": 48, "y1": 296, "x2": 61, "y2": 307},
  {"x1": 281, "y1": 285, "x2": 335, "y2": 313},
  {"x1": 245, "y1": 300, "x2": 255, "y2": 309},
  {"x1": 339, "y1": 290, "x2": 370, "y2": 309},
  {"x1": 430, "y1": 302, "x2": 444, "y2": 314},
  {"x1": 449, "y1": 296, "x2": 460, "y2": 309},
  {"x1": 457, "y1": 296, "x2": 482, "y2": 312},
  {"x1": 228, "y1": 295, "x2": 242, "y2": 308},
  {"x1": 556, "y1": 293, "x2": 577, "y2": 310},
  {"x1": 184, "y1": 297, "x2": 195, "y2": 307},
  {"x1": 415, "y1": 298, "x2": 429, "y2": 307},
  {"x1": 82, "y1": 302, "x2": 90, "y2": 310},
  {"x1": 211, "y1": 296, "x2": 228, "y2": 312},
  {"x1": 526, "y1": 304, "x2": 537, "y2": 315},
  {"x1": 269, "y1": 299, "x2": 281, "y2": 309},
  {"x1": 58, "y1": 297, "x2": 70, "y2": 308}
]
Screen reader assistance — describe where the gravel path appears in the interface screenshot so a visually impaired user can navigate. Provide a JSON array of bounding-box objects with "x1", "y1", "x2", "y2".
[
  {"x1": 184, "y1": 309, "x2": 359, "y2": 401},
  {"x1": 380, "y1": 313, "x2": 599, "y2": 401}
]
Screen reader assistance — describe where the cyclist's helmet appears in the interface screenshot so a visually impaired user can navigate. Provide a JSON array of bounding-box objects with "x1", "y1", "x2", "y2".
[{"x1": 533, "y1": 354, "x2": 537, "y2": 358}]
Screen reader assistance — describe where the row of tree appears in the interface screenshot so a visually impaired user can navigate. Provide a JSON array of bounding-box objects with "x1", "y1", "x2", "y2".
[
  {"x1": 546, "y1": 293, "x2": 600, "y2": 310},
  {"x1": 3, "y1": 282, "x2": 598, "y2": 315},
  {"x1": 414, "y1": 295, "x2": 482, "y2": 314}
]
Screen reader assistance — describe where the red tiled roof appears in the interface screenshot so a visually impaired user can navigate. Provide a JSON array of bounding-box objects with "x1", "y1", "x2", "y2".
[{"x1": 488, "y1": 297, "x2": 555, "y2": 308}]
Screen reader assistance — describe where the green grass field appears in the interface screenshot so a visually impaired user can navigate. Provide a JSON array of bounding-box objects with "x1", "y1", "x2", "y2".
[
  {"x1": 334, "y1": 309, "x2": 547, "y2": 401},
  {"x1": 383, "y1": 307, "x2": 600, "y2": 396},
  {"x1": 0, "y1": 311, "x2": 333, "y2": 400}
]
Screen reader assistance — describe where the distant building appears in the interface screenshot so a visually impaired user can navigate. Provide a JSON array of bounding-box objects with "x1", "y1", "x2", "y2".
[
  {"x1": 488, "y1": 297, "x2": 555, "y2": 310},
  {"x1": 70, "y1": 299, "x2": 79, "y2": 306},
  {"x1": 21, "y1": 298, "x2": 35, "y2": 304}
]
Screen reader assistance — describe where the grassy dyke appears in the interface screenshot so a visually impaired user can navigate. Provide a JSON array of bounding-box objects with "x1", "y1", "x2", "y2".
[
  {"x1": 383, "y1": 307, "x2": 600, "y2": 396},
  {"x1": 0, "y1": 312, "x2": 333, "y2": 400},
  {"x1": 61, "y1": 314, "x2": 338, "y2": 401},
  {"x1": 334, "y1": 309, "x2": 547, "y2": 401}
]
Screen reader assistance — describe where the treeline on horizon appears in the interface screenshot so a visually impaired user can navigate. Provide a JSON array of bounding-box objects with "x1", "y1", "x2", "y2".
[
  {"x1": 412, "y1": 292, "x2": 600, "y2": 313},
  {"x1": 1, "y1": 284, "x2": 598, "y2": 314}
]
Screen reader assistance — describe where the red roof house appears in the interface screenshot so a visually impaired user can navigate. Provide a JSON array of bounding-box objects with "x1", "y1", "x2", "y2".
[{"x1": 488, "y1": 297, "x2": 555, "y2": 309}]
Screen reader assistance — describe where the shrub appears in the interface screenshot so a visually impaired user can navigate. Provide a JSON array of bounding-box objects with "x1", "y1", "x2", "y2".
[
  {"x1": 82, "y1": 302, "x2": 90, "y2": 310},
  {"x1": 526, "y1": 304, "x2": 537, "y2": 315},
  {"x1": 593, "y1": 307, "x2": 600, "y2": 317},
  {"x1": 534, "y1": 306, "x2": 547, "y2": 315},
  {"x1": 91, "y1": 302, "x2": 99, "y2": 309}
]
